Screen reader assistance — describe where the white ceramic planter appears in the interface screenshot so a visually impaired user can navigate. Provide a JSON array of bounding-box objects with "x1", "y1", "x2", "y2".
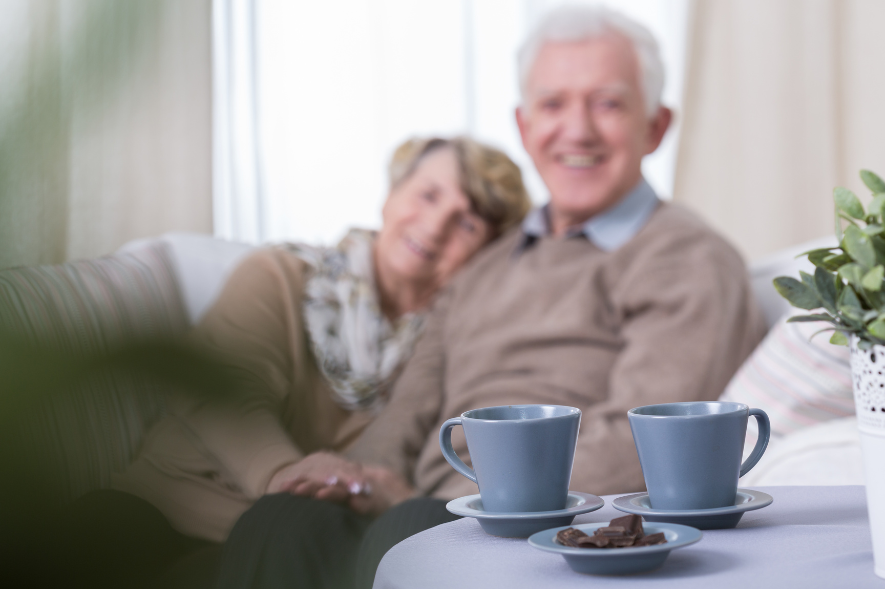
[{"x1": 850, "y1": 336, "x2": 885, "y2": 579}]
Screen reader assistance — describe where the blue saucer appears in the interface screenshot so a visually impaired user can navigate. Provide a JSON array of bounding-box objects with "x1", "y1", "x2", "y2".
[
  {"x1": 529, "y1": 522, "x2": 702, "y2": 575},
  {"x1": 446, "y1": 491, "x2": 604, "y2": 538},
  {"x1": 612, "y1": 488, "x2": 773, "y2": 529}
]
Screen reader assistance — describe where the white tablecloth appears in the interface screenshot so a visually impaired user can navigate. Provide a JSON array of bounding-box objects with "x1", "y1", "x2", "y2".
[{"x1": 374, "y1": 486, "x2": 882, "y2": 588}]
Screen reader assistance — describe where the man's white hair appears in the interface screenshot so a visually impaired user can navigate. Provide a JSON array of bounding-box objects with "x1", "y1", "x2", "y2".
[{"x1": 517, "y1": 5, "x2": 665, "y2": 117}]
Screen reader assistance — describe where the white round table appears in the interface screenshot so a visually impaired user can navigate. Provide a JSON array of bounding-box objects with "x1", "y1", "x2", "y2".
[{"x1": 374, "y1": 486, "x2": 882, "y2": 588}]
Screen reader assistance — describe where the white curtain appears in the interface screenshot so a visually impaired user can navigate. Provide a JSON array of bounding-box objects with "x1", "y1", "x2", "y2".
[
  {"x1": 212, "y1": 0, "x2": 691, "y2": 246},
  {"x1": 674, "y1": 0, "x2": 885, "y2": 262},
  {"x1": 0, "y1": 0, "x2": 213, "y2": 268},
  {"x1": 212, "y1": 0, "x2": 265, "y2": 243}
]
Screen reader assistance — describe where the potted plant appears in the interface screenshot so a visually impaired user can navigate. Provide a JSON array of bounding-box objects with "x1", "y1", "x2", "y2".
[{"x1": 773, "y1": 168, "x2": 885, "y2": 578}]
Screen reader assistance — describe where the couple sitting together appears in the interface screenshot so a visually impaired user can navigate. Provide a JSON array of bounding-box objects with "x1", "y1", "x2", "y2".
[{"x1": 84, "y1": 6, "x2": 766, "y2": 589}]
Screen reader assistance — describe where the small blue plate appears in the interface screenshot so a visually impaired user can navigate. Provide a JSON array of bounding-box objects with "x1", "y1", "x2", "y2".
[
  {"x1": 612, "y1": 488, "x2": 773, "y2": 530},
  {"x1": 446, "y1": 491, "x2": 604, "y2": 538},
  {"x1": 528, "y1": 522, "x2": 702, "y2": 575}
]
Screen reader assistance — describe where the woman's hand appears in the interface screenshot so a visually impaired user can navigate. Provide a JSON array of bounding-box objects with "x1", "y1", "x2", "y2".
[
  {"x1": 266, "y1": 452, "x2": 367, "y2": 502},
  {"x1": 348, "y1": 464, "x2": 416, "y2": 516}
]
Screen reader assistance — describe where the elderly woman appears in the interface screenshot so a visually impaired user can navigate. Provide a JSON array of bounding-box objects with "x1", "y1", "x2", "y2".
[{"x1": 67, "y1": 136, "x2": 529, "y2": 589}]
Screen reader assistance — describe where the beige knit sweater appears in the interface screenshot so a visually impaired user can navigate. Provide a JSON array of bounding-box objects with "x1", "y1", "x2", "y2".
[{"x1": 346, "y1": 202, "x2": 767, "y2": 501}]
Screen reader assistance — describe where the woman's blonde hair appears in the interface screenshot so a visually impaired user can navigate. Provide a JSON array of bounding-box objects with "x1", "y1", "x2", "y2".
[{"x1": 388, "y1": 136, "x2": 532, "y2": 237}]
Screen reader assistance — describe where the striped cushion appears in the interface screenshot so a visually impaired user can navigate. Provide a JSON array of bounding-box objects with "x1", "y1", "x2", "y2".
[
  {"x1": 719, "y1": 314, "x2": 854, "y2": 438},
  {"x1": 0, "y1": 243, "x2": 188, "y2": 502}
]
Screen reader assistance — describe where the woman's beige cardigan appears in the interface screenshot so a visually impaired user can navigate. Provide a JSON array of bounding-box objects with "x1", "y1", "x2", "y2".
[{"x1": 112, "y1": 248, "x2": 375, "y2": 542}]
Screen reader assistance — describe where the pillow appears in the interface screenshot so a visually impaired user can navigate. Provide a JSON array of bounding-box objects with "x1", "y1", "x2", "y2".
[{"x1": 719, "y1": 313, "x2": 854, "y2": 439}]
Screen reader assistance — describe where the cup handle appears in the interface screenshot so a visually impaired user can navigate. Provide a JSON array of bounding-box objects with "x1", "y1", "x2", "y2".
[
  {"x1": 439, "y1": 417, "x2": 476, "y2": 483},
  {"x1": 739, "y1": 408, "x2": 771, "y2": 478}
]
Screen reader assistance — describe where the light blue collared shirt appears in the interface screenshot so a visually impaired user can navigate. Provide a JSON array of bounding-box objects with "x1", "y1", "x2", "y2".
[{"x1": 518, "y1": 178, "x2": 660, "y2": 253}]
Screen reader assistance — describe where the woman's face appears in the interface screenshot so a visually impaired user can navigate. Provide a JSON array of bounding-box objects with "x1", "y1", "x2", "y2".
[{"x1": 377, "y1": 147, "x2": 492, "y2": 290}]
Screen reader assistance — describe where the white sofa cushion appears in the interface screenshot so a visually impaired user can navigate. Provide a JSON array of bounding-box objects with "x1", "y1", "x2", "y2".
[
  {"x1": 120, "y1": 232, "x2": 256, "y2": 325},
  {"x1": 740, "y1": 417, "x2": 864, "y2": 486}
]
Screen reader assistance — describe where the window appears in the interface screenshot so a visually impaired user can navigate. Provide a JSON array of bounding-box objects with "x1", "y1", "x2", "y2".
[{"x1": 214, "y1": 0, "x2": 689, "y2": 245}]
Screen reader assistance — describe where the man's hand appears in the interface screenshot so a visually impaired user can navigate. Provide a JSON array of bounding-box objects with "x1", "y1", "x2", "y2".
[
  {"x1": 348, "y1": 464, "x2": 416, "y2": 516},
  {"x1": 266, "y1": 452, "x2": 366, "y2": 502}
]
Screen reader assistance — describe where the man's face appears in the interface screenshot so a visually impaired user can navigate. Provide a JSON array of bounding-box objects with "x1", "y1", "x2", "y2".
[{"x1": 516, "y1": 34, "x2": 671, "y2": 234}]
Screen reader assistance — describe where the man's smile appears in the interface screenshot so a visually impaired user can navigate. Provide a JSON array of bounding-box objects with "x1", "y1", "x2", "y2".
[{"x1": 556, "y1": 153, "x2": 605, "y2": 169}]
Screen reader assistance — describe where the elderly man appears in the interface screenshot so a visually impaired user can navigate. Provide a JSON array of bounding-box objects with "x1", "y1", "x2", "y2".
[{"x1": 348, "y1": 6, "x2": 766, "y2": 502}]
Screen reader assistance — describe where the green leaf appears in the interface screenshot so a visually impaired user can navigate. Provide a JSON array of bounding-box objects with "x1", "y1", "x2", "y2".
[
  {"x1": 865, "y1": 310, "x2": 880, "y2": 322},
  {"x1": 861, "y1": 170, "x2": 885, "y2": 194},
  {"x1": 869, "y1": 319, "x2": 885, "y2": 339},
  {"x1": 864, "y1": 225, "x2": 884, "y2": 236},
  {"x1": 799, "y1": 270, "x2": 816, "y2": 290},
  {"x1": 838, "y1": 263, "x2": 865, "y2": 288},
  {"x1": 773, "y1": 277, "x2": 821, "y2": 310},
  {"x1": 842, "y1": 225, "x2": 877, "y2": 268},
  {"x1": 838, "y1": 285, "x2": 864, "y2": 322},
  {"x1": 871, "y1": 193, "x2": 885, "y2": 219},
  {"x1": 814, "y1": 267, "x2": 838, "y2": 312},
  {"x1": 786, "y1": 314, "x2": 836, "y2": 323},
  {"x1": 822, "y1": 253, "x2": 852, "y2": 269},
  {"x1": 830, "y1": 331, "x2": 849, "y2": 346},
  {"x1": 863, "y1": 265, "x2": 885, "y2": 291},
  {"x1": 835, "y1": 186, "x2": 865, "y2": 219},
  {"x1": 796, "y1": 247, "x2": 839, "y2": 258},
  {"x1": 838, "y1": 213, "x2": 860, "y2": 227}
]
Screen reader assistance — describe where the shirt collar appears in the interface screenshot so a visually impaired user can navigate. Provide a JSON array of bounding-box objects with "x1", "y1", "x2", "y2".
[{"x1": 518, "y1": 178, "x2": 660, "y2": 253}]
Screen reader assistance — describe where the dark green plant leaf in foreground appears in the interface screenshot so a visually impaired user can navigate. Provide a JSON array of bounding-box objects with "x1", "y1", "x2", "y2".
[
  {"x1": 872, "y1": 237, "x2": 885, "y2": 267},
  {"x1": 838, "y1": 286, "x2": 865, "y2": 324},
  {"x1": 814, "y1": 267, "x2": 838, "y2": 312},
  {"x1": 813, "y1": 252, "x2": 851, "y2": 272},
  {"x1": 842, "y1": 225, "x2": 877, "y2": 269},
  {"x1": 0, "y1": 331, "x2": 242, "y2": 424},
  {"x1": 773, "y1": 277, "x2": 821, "y2": 310},
  {"x1": 835, "y1": 186, "x2": 866, "y2": 219},
  {"x1": 799, "y1": 270, "x2": 816, "y2": 290},
  {"x1": 786, "y1": 314, "x2": 836, "y2": 323},
  {"x1": 861, "y1": 170, "x2": 885, "y2": 194}
]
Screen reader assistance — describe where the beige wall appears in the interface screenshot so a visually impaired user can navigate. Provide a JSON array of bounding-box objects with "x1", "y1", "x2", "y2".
[
  {"x1": 674, "y1": 0, "x2": 885, "y2": 262},
  {"x1": 0, "y1": 0, "x2": 212, "y2": 269}
]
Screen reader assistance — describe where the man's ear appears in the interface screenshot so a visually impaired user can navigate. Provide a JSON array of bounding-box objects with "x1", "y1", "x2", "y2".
[
  {"x1": 644, "y1": 106, "x2": 673, "y2": 155},
  {"x1": 515, "y1": 106, "x2": 530, "y2": 150}
]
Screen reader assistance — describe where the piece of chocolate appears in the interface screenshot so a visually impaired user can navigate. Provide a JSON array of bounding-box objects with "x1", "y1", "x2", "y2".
[
  {"x1": 595, "y1": 525, "x2": 628, "y2": 537},
  {"x1": 607, "y1": 536, "x2": 639, "y2": 548},
  {"x1": 556, "y1": 527, "x2": 589, "y2": 547},
  {"x1": 609, "y1": 514, "x2": 644, "y2": 538},
  {"x1": 576, "y1": 534, "x2": 610, "y2": 548},
  {"x1": 634, "y1": 532, "x2": 667, "y2": 546},
  {"x1": 557, "y1": 515, "x2": 667, "y2": 550}
]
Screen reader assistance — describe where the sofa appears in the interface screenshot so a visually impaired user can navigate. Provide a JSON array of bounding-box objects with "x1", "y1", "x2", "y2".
[{"x1": 0, "y1": 231, "x2": 860, "y2": 506}]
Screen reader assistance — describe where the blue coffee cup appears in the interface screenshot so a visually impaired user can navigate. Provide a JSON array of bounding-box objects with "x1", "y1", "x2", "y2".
[
  {"x1": 439, "y1": 404, "x2": 581, "y2": 513},
  {"x1": 627, "y1": 401, "x2": 770, "y2": 510}
]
